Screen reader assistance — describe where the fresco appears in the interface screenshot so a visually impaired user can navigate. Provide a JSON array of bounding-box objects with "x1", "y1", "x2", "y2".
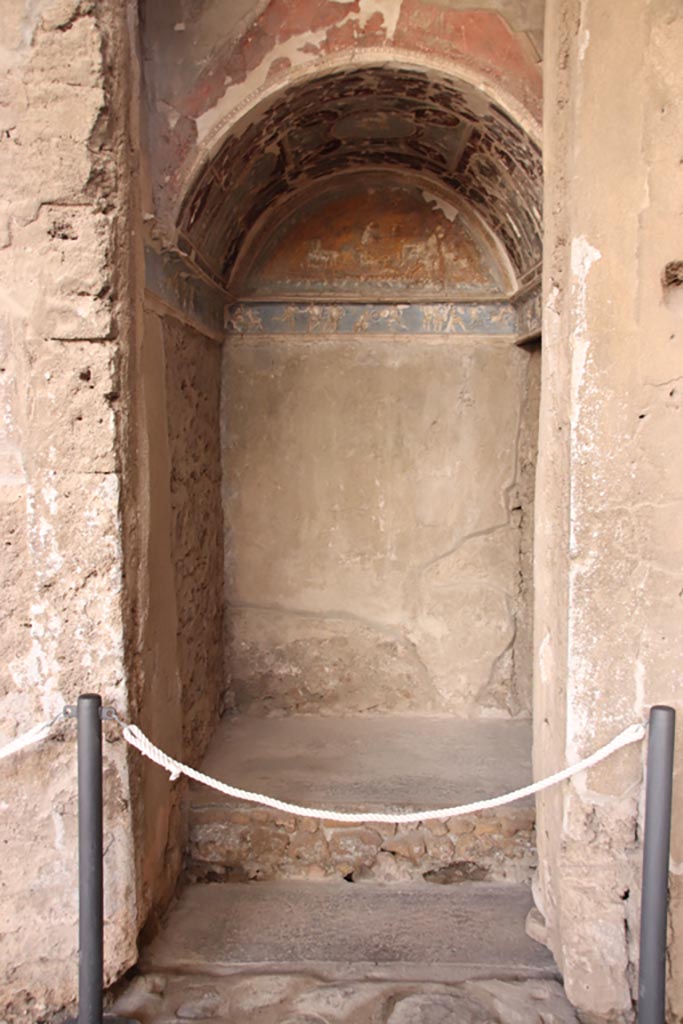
[
  {"x1": 178, "y1": 66, "x2": 542, "y2": 289},
  {"x1": 225, "y1": 301, "x2": 519, "y2": 336},
  {"x1": 239, "y1": 179, "x2": 508, "y2": 299},
  {"x1": 145, "y1": 247, "x2": 225, "y2": 335},
  {"x1": 142, "y1": 248, "x2": 541, "y2": 340}
]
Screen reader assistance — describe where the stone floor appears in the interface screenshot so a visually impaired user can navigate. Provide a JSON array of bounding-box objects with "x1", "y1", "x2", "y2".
[
  {"x1": 111, "y1": 879, "x2": 581, "y2": 1024},
  {"x1": 110, "y1": 720, "x2": 577, "y2": 1024},
  {"x1": 186, "y1": 716, "x2": 536, "y2": 884}
]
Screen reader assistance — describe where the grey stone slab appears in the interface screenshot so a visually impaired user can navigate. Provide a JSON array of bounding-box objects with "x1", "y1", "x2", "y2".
[
  {"x1": 142, "y1": 881, "x2": 555, "y2": 978},
  {"x1": 190, "y1": 716, "x2": 533, "y2": 812}
]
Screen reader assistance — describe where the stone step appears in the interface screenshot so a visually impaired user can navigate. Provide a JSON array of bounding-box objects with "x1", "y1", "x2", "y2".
[
  {"x1": 186, "y1": 716, "x2": 536, "y2": 883},
  {"x1": 140, "y1": 880, "x2": 555, "y2": 982}
]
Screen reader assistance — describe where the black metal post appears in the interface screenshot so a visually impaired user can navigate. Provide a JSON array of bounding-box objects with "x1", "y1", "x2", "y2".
[
  {"x1": 638, "y1": 704, "x2": 676, "y2": 1024},
  {"x1": 66, "y1": 697, "x2": 134, "y2": 1024},
  {"x1": 77, "y1": 694, "x2": 104, "y2": 1024}
]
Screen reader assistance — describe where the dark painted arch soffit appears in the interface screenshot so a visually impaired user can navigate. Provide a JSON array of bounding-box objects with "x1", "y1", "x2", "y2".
[{"x1": 178, "y1": 65, "x2": 542, "y2": 297}]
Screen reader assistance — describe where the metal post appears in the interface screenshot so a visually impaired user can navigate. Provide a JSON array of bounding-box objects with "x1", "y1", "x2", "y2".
[
  {"x1": 638, "y1": 704, "x2": 676, "y2": 1024},
  {"x1": 65, "y1": 696, "x2": 134, "y2": 1024},
  {"x1": 77, "y1": 693, "x2": 104, "y2": 1024}
]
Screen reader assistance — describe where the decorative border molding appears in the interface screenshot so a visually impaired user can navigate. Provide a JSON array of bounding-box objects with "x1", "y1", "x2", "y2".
[
  {"x1": 145, "y1": 247, "x2": 226, "y2": 338},
  {"x1": 144, "y1": 247, "x2": 543, "y2": 341},
  {"x1": 225, "y1": 301, "x2": 519, "y2": 337}
]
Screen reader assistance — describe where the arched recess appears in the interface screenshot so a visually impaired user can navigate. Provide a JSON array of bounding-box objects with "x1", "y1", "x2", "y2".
[
  {"x1": 130, "y1": 0, "x2": 548, "y2": 912},
  {"x1": 156, "y1": 60, "x2": 542, "y2": 726},
  {"x1": 176, "y1": 61, "x2": 542, "y2": 302}
]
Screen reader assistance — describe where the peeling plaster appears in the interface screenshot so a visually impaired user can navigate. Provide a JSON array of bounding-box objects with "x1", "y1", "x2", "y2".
[
  {"x1": 420, "y1": 189, "x2": 459, "y2": 223},
  {"x1": 182, "y1": 64, "x2": 542, "y2": 291},
  {"x1": 179, "y1": 45, "x2": 541, "y2": 233},
  {"x1": 359, "y1": 0, "x2": 401, "y2": 38},
  {"x1": 195, "y1": 26, "x2": 333, "y2": 143}
]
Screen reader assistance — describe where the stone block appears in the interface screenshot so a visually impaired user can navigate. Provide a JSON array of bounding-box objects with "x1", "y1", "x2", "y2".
[
  {"x1": 424, "y1": 832, "x2": 456, "y2": 865},
  {"x1": 447, "y1": 815, "x2": 476, "y2": 835},
  {"x1": 388, "y1": 992, "x2": 490, "y2": 1024},
  {"x1": 328, "y1": 828, "x2": 382, "y2": 872},
  {"x1": 368, "y1": 851, "x2": 416, "y2": 883},
  {"x1": 382, "y1": 830, "x2": 426, "y2": 865},
  {"x1": 287, "y1": 830, "x2": 330, "y2": 867},
  {"x1": 423, "y1": 818, "x2": 448, "y2": 836}
]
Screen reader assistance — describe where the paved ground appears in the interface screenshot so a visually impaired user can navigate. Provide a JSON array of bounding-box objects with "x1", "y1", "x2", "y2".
[
  {"x1": 191, "y1": 716, "x2": 534, "y2": 812},
  {"x1": 139, "y1": 881, "x2": 552, "y2": 977},
  {"x1": 111, "y1": 879, "x2": 581, "y2": 1024}
]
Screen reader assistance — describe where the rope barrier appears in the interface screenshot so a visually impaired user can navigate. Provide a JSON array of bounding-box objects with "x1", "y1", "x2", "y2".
[
  {"x1": 0, "y1": 709, "x2": 646, "y2": 824},
  {"x1": 0, "y1": 712, "x2": 64, "y2": 762},
  {"x1": 120, "y1": 719, "x2": 646, "y2": 824}
]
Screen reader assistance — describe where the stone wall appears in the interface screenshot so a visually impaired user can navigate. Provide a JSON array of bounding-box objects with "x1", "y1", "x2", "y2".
[
  {"x1": 0, "y1": 1, "x2": 137, "y2": 1017},
  {"x1": 187, "y1": 803, "x2": 537, "y2": 885},
  {"x1": 162, "y1": 316, "x2": 225, "y2": 758},
  {"x1": 222, "y1": 330, "x2": 538, "y2": 717},
  {"x1": 0, "y1": 4, "x2": 229, "y2": 1016},
  {"x1": 536, "y1": 1, "x2": 683, "y2": 1019},
  {"x1": 129, "y1": 300, "x2": 227, "y2": 941},
  {"x1": 10, "y1": 2, "x2": 683, "y2": 1022}
]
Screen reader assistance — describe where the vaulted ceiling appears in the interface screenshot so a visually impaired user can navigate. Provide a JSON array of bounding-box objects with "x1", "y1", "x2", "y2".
[{"x1": 177, "y1": 64, "x2": 542, "y2": 297}]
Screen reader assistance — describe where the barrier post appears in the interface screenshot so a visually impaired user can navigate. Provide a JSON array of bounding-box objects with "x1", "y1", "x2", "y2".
[
  {"x1": 638, "y1": 704, "x2": 676, "y2": 1024},
  {"x1": 65, "y1": 694, "x2": 133, "y2": 1024},
  {"x1": 75, "y1": 693, "x2": 104, "y2": 1024}
]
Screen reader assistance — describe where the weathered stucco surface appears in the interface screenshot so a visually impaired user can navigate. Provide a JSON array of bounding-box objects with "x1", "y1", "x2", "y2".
[
  {"x1": 222, "y1": 332, "x2": 538, "y2": 717},
  {"x1": 536, "y1": 1, "x2": 683, "y2": 1020},
  {"x1": 3, "y1": 1, "x2": 681, "y2": 1022},
  {"x1": 0, "y1": 1, "x2": 137, "y2": 1017}
]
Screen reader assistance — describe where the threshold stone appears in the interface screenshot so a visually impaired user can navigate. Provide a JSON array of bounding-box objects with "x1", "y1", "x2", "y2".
[
  {"x1": 141, "y1": 879, "x2": 553, "y2": 978},
  {"x1": 187, "y1": 715, "x2": 535, "y2": 883}
]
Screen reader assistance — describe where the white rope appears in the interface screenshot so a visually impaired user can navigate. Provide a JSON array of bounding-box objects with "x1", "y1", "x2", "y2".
[
  {"x1": 0, "y1": 719, "x2": 59, "y2": 761},
  {"x1": 121, "y1": 720, "x2": 646, "y2": 825}
]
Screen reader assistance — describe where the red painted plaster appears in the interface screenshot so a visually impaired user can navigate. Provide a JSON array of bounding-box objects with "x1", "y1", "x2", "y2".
[
  {"x1": 267, "y1": 56, "x2": 294, "y2": 80},
  {"x1": 159, "y1": 0, "x2": 542, "y2": 234},
  {"x1": 180, "y1": 3, "x2": 540, "y2": 130},
  {"x1": 260, "y1": 0, "x2": 361, "y2": 40},
  {"x1": 180, "y1": 0, "x2": 361, "y2": 119},
  {"x1": 394, "y1": 4, "x2": 541, "y2": 118},
  {"x1": 323, "y1": 10, "x2": 387, "y2": 51}
]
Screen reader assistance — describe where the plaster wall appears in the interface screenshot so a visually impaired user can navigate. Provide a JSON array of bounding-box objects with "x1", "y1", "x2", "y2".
[
  {"x1": 222, "y1": 332, "x2": 538, "y2": 717},
  {"x1": 536, "y1": 1, "x2": 683, "y2": 1019},
  {"x1": 14, "y1": 1, "x2": 680, "y2": 1021},
  {"x1": 0, "y1": 4, "x2": 227, "y2": 1016},
  {"x1": 0, "y1": 1, "x2": 138, "y2": 1016},
  {"x1": 138, "y1": 0, "x2": 543, "y2": 266}
]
